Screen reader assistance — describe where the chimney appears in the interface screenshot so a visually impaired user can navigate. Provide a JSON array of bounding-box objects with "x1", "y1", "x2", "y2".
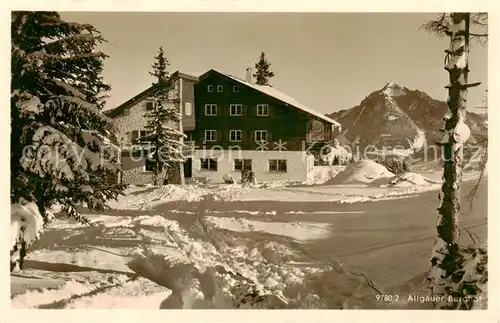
[{"x1": 245, "y1": 67, "x2": 253, "y2": 84}]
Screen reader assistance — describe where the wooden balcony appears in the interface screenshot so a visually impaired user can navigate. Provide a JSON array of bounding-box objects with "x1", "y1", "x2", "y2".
[{"x1": 305, "y1": 140, "x2": 332, "y2": 153}]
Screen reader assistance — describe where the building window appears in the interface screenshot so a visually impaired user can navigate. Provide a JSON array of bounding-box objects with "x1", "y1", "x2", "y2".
[
  {"x1": 139, "y1": 130, "x2": 152, "y2": 142},
  {"x1": 205, "y1": 104, "x2": 217, "y2": 116},
  {"x1": 255, "y1": 130, "x2": 267, "y2": 142},
  {"x1": 233, "y1": 85, "x2": 239, "y2": 92},
  {"x1": 205, "y1": 130, "x2": 217, "y2": 142},
  {"x1": 234, "y1": 159, "x2": 252, "y2": 171},
  {"x1": 269, "y1": 159, "x2": 287, "y2": 172},
  {"x1": 229, "y1": 130, "x2": 242, "y2": 142},
  {"x1": 146, "y1": 101, "x2": 154, "y2": 111},
  {"x1": 207, "y1": 85, "x2": 214, "y2": 92},
  {"x1": 230, "y1": 104, "x2": 243, "y2": 116},
  {"x1": 145, "y1": 159, "x2": 157, "y2": 172},
  {"x1": 131, "y1": 130, "x2": 139, "y2": 143},
  {"x1": 185, "y1": 102, "x2": 192, "y2": 116},
  {"x1": 200, "y1": 158, "x2": 217, "y2": 171},
  {"x1": 256, "y1": 104, "x2": 269, "y2": 116},
  {"x1": 217, "y1": 85, "x2": 223, "y2": 92}
]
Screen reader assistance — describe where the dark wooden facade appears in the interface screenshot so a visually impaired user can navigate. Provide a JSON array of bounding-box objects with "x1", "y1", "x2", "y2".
[
  {"x1": 175, "y1": 71, "x2": 197, "y2": 131},
  {"x1": 193, "y1": 70, "x2": 334, "y2": 151}
]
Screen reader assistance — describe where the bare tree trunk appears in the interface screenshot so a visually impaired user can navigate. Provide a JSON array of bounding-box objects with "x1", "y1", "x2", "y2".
[
  {"x1": 152, "y1": 150, "x2": 159, "y2": 186},
  {"x1": 428, "y1": 13, "x2": 475, "y2": 308}
]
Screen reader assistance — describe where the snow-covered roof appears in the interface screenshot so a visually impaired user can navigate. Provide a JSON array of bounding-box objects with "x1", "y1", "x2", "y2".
[
  {"x1": 211, "y1": 69, "x2": 340, "y2": 126},
  {"x1": 104, "y1": 71, "x2": 198, "y2": 118}
]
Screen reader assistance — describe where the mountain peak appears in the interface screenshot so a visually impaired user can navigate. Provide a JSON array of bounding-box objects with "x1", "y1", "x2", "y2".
[
  {"x1": 381, "y1": 81, "x2": 406, "y2": 97},
  {"x1": 326, "y1": 83, "x2": 488, "y2": 157}
]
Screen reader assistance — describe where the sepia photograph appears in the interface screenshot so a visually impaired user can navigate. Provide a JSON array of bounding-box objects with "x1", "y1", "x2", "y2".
[{"x1": 7, "y1": 8, "x2": 489, "y2": 313}]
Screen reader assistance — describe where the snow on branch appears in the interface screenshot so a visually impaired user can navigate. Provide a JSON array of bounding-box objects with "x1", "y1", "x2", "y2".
[
  {"x1": 15, "y1": 92, "x2": 44, "y2": 115},
  {"x1": 51, "y1": 79, "x2": 86, "y2": 99},
  {"x1": 44, "y1": 94, "x2": 111, "y2": 126},
  {"x1": 11, "y1": 202, "x2": 44, "y2": 251},
  {"x1": 80, "y1": 129, "x2": 121, "y2": 163},
  {"x1": 42, "y1": 32, "x2": 104, "y2": 51},
  {"x1": 38, "y1": 13, "x2": 103, "y2": 39},
  {"x1": 20, "y1": 126, "x2": 117, "y2": 181},
  {"x1": 55, "y1": 50, "x2": 108, "y2": 62},
  {"x1": 11, "y1": 202, "x2": 45, "y2": 271}
]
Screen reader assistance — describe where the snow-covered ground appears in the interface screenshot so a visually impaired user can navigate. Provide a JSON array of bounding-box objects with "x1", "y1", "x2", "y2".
[
  {"x1": 10, "y1": 165, "x2": 487, "y2": 309},
  {"x1": 10, "y1": 210, "x2": 426, "y2": 310},
  {"x1": 10, "y1": 211, "x2": 366, "y2": 309}
]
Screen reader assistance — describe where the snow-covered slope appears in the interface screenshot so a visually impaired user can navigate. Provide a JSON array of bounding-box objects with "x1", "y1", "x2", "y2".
[{"x1": 10, "y1": 175, "x2": 487, "y2": 310}]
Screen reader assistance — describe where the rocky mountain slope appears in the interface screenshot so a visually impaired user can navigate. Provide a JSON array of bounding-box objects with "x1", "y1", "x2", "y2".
[{"x1": 325, "y1": 83, "x2": 488, "y2": 158}]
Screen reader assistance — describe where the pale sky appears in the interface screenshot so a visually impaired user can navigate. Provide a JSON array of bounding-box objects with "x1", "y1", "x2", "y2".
[{"x1": 61, "y1": 12, "x2": 488, "y2": 114}]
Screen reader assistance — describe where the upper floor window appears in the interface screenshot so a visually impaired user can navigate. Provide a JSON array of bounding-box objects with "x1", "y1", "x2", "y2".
[
  {"x1": 204, "y1": 130, "x2": 217, "y2": 142},
  {"x1": 230, "y1": 104, "x2": 243, "y2": 116},
  {"x1": 185, "y1": 102, "x2": 192, "y2": 116},
  {"x1": 255, "y1": 130, "x2": 268, "y2": 142},
  {"x1": 205, "y1": 104, "x2": 217, "y2": 116},
  {"x1": 269, "y1": 159, "x2": 287, "y2": 173},
  {"x1": 229, "y1": 130, "x2": 242, "y2": 142},
  {"x1": 256, "y1": 104, "x2": 269, "y2": 116},
  {"x1": 233, "y1": 85, "x2": 239, "y2": 92},
  {"x1": 207, "y1": 85, "x2": 214, "y2": 92},
  {"x1": 217, "y1": 85, "x2": 223, "y2": 92},
  {"x1": 146, "y1": 101, "x2": 154, "y2": 111},
  {"x1": 130, "y1": 130, "x2": 151, "y2": 144}
]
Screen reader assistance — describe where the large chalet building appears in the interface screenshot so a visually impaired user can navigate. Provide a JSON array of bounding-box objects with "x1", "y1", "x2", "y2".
[
  {"x1": 188, "y1": 69, "x2": 341, "y2": 183},
  {"x1": 106, "y1": 68, "x2": 341, "y2": 185}
]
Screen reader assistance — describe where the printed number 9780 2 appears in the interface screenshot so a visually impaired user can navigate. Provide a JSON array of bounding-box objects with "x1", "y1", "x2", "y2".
[{"x1": 375, "y1": 295, "x2": 400, "y2": 302}]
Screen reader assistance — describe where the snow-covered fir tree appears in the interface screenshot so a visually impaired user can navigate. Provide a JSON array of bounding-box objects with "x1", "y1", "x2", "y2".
[
  {"x1": 10, "y1": 11, "x2": 126, "y2": 268},
  {"x1": 253, "y1": 52, "x2": 275, "y2": 85},
  {"x1": 149, "y1": 46, "x2": 169, "y2": 84},
  {"x1": 142, "y1": 47, "x2": 185, "y2": 185}
]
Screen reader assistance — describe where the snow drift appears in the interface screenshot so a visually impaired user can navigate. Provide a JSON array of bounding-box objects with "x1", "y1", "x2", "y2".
[
  {"x1": 321, "y1": 140, "x2": 353, "y2": 165},
  {"x1": 11, "y1": 202, "x2": 45, "y2": 270},
  {"x1": 322, "y1": 160, "x2": 394, "y2": 185},
  {"x1": 369, "y1": 172, "x2": 440, "y2": 188},
  {"x1": 306, "y1": 166, "x2": 344, "y2": 185}
]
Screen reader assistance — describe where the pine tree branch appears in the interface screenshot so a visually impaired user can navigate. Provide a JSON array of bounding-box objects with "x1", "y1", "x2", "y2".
[
  {"x1": 467, "y1": 146, "x2": 487, "y2": 208},
  {"x1": 35, "y1": 51, "x2": 107, "y2": 61},
  {"x1": 461, "y1": 225, "x2": 478, "y2": 245},
  {"x1": 419, "y1": 13, "x2": 449, "y2": 37},
  {"x1": 11, "y1": 11, "x2": 121, "y2": 228},
  {"x1": 42, "y1": 33, "x2": 106, "y2": 54}
]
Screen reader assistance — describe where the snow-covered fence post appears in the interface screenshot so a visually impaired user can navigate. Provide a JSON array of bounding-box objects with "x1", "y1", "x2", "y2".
[{"x1": 428, "y1": 13, "x2": 481, "y2": 308}]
